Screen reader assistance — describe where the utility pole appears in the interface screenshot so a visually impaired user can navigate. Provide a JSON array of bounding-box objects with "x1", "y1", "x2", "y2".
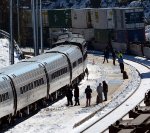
[
  {"x1": 31, "y1": 0, "x2": 37, "y2": 56},
  {"x1": 17, "y1": 0, "x2": 20, "y2": 44},
  {"x1": 36, "y1": 0, "x2": 39, "y2": 55},
  {"x1": 40, "y1": 0, "x2": 44, "y2": 54},
  {"x1": 9, "y1": 0, "x2": 14, "y2": 64}
]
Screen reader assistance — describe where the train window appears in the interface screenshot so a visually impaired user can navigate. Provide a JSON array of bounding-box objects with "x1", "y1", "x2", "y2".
[
  {"x1": 0, "y1": 92, "x2": 9, "y2": 102},
  {"x1": 37, "y1": 80, "x2": 40, "y2": 87},
  {"x1": 56, "y1": 71, "x2": 59, "y2": 77},
  {"x1": 26, "y1": 85, "x2": 28, "y2": 92},
  {"x1": 29, "y1": 82, "x2": 33, "y2": 90},
  {"x1": 23, "y1": 86, "x2": 26, "y2": 92},
  {"x1": 42, "y1": 78, "x2": 44, "y2": 84},
  {"x1": 63, "y1": 67, "x2": 67, "y2": 74},
  {"x1": 34, "y1": 80, "x2": 38, "y2": 88},
  {"x1": 27, "y1": 84, "x2": 31, "y2": 90},
  {"x1": 25, "y1": 85, "x2": 29, "y2": 91},
  {"x1": 25, "y1": 85, "x2": 28, "y2": 92},
  {"x1": 51, "y1": 67, "x2": 68, "y2": 80},
  {"x1": 20, "y1": 87, "x2": 23, "y2": 94},
  {"x1": 59, "y1": 70, "x2": 61, "y2": 76},
  {"x1": 0, "y1": 95, "x2": 2, "y2": 102},
  {"x1": 31, "y1": 82, "x2": 34, "y2": 89},
  {"x1": 39, "y1": 78, "x2": 42, "y2": 85},
  {"x1": 78, "y1": 58, "x2": 82, "y2": 64},
  {"x1": 20, "y1": 78, "x2": 45, "y2": 94},
  {"x1": 57, "y1": 71, "x2": 59, "y2": 77},
  {"x1": 39, "y1": 78, "x2": 44, "y2": 85},
  {"x1": 34, "y1": 81, "x2": 37, "y2": 87},
  {"x1": 73, "y1": 61, "x2": 77, "y2": 68},
  {"x1": 51, "y1": 74, "x2": 54, "y2": 79},
  {"x1": 60, "y1": 69, "x2": 62, "y2": 75}
]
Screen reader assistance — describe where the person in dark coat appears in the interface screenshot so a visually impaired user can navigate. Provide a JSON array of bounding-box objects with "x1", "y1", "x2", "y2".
[
  {"x1": 85, "y1": 85, "x2": 92, "y2": 107},
  {"x1": 103, "y1": 49, "x2": 109, "y2": 63},
  {"x1": 66, "y1": 86, "x2": 73, "y2": 106},
  {"x1": 74, "y1": 85, "x2": 80, "y2": 106},
  {"x1": 112, "y1": 50, "x2": 116, "y2": 65},
  {"x1": 102, "y1": 81, "x2": 108, "y2": 101}
]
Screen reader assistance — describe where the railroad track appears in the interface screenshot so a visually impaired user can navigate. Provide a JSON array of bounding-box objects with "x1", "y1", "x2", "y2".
[{"x1": 74, "y1": 55, "x2": 150, "y2": 133}]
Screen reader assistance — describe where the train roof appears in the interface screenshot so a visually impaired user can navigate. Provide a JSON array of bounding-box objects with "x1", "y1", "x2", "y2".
[
  {"x1": 23, "y1": 52, "x2": 64, "y2": 64},
  {"x1": 53, "y1": 32, "x2": 86, "y2": 47},
  {"x1": 48, "y1": 44, "x2": 79, "y2": 54},
  {"x1": 0, "y1": 61, "x2": 40, "y2": 77}
]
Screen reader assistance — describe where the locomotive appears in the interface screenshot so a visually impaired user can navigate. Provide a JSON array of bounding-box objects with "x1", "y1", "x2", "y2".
[{"x1": 0, "y1": 32, "x2": 87, "y2": 125}]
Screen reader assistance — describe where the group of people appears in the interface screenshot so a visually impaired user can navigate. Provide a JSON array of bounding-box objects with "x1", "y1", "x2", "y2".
[
  {"x1": 65, "y1": 45, "x2": 128, "y2": 107},
  {"x1": 96, "y1": 81, "x2": 108, "y2": 104},
  {"x1": 103, "y1": 46, "x2": 127, "y2": 75},
  {"x1": 103, "y1": 47, "x2": 117, "y2": 65},
  {"x1": 65, "y1": 80, "x2": 108, "y2": 107},
  {"x1": 85, "y1": 80, "x2": 108, "y2": 107},
  {"x1": 103, "y1": 46, "x2": 123, "y2": 66},
  {"x1": 65, "y1": 85, "x2": 80, "y2": 106}
]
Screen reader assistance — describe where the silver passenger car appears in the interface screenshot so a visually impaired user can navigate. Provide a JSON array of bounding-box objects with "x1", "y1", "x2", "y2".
[
  {"x1": 24, "y1": 52, "x2": 70, "y2": 94},
  {"x1": 0, "y1": 61, "x2": 47, "y2": 112},
  {"x1": 0, "y1": 74, "x2": 14, "y2": 118},
  {"x1": 49, "y1": 44, "x2": 83, "y2": 82},
  {"x1": 54, "y1": 33, "x2": 87, "y2": 71}
]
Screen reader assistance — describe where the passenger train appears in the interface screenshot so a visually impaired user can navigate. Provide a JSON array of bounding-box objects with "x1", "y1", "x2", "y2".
[{"x1": 0, "y1": 32, "x2": 87, "y2": 125}]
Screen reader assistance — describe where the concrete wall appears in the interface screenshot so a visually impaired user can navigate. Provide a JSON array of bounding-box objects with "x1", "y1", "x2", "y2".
[
  {"x1": 129, "y1": 44, "x2": 143, "y2": 56},
  {"x1": 112, "y1": 42, "x2": 127, "y2": 52},
  {"x1": 143, "y1": 46, "x2": 150, "y2": 59},
  {"x1": 92, "y1": 42, "x2": 108, "y2": 51}
]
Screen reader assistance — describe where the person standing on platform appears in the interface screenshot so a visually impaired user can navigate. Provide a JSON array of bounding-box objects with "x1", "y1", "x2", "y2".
[
  {"x1": 66, "y1": 86, "x2": 73, "y2": 106},
  {"x1": 117, "y1": 51, "x2": 124, "y2": 73},
  {"x1": 103, "y1": 48, "x2": 109, "y2": 63},
  {"x1": 102, "y1": 81, "x2": 108, "y2": 101},
  {"x1": 112, "y1": 50, "x2": 116, "y2": 65},
  {"x1": 74, "y1": 85, "x2": 80, "y2": 106},
  {"x1": 96, "y1": 83, "x2": 103, "y2": 104},
  {"x1": 85, "y1": 85, "x2": 92, "y2": 107}
]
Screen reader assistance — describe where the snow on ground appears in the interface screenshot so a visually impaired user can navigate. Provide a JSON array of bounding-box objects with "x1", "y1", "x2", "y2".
[
  {"x1": 0, "y1": 38, "x2": 21, "y2": 68},
  {"x1": 0, "y1": 37, "x2": 150, "y2": 133},
  {"x1": 2, "y1": 53, "x2": 144, "y2": 133}
]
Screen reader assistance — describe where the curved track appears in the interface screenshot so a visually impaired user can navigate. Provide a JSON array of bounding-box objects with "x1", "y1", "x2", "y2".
[{"x1": 78, "y1": 55, "x2": 150, "y2": 133}]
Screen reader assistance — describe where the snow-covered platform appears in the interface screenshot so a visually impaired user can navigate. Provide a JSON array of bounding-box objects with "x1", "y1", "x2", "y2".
[{"x1": 4, "y1": 53, "x2": 140, "y2": 133}]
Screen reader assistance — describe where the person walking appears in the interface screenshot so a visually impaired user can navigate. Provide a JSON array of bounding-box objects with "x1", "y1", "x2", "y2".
[
  {"x1": 66, "y1": 86, "x2": 73, "y2": 106},
  {"x1": 74, "y1": 85, "x2": 80, "y2": 106},
  {"x1": 103, "y1": 48, "x2": 109, "y2": 63},
  {"x1": 85, "y1": 85, "x2": 92, "y2": 107},
  {"x1": 117, "y1": 51, "x2": 124, "y2": 73},
  {"x1": 102, "y1": 81, "x2": 108, "y2": 101},
  {"x1": 96, "y1": 83, "x2": 103, "y2": 104},
  {"x1": 85, "y1": 68, "x2": 89, "y2": 80}
]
